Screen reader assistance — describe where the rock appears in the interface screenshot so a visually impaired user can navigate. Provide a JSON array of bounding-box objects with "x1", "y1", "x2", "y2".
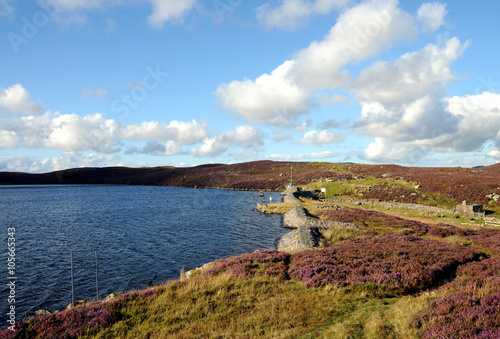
[
  {"x1": 276, "y1": 230, "x2": 303, "y2": 252},
  {"x1": 257, "y1": 203, "x2": 271, "y2": 214},
  {"x1": 283, "y1": 206, "x2": 309, "y2": 228},
  {"x1": 35, "y1": 309, "x2": 52, "y2": 316},
  {"x1": 66, "y1": 299, "x2": 89, "y2": 310},
  {"x1": 185, "y1": 262, "x2": 214, "y2": 279},
  {"x1": 315, "y1": 204, "x2": 342, "y2": 210},
  {"x1": 104, "y1": 293, "x2": 117, "y2": 302},
  {"x1": 22, "y1": 309, "x2": 54, "y2": 322},
  {"x1": 486, "y1": 194, "x2": 500, "y2": 201}
]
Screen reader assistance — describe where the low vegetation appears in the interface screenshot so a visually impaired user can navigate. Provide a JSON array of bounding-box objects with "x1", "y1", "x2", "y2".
[
  {"x1": 1, "y1": 161, "x2": 499, "y2": 338},
  {"x1": 411, "y1": 256, "x2": 500, "y2": 338},
  {"x1": 344, "y1": 164, "x2": 500, "y2": 209}
]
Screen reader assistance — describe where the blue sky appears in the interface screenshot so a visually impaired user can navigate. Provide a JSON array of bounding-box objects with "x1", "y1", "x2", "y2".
[{"x1": 0, "y1": 0, "x2": 499, "y2": 172}]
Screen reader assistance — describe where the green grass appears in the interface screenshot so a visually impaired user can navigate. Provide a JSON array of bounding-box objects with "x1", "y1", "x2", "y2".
[
  {"x1": 82, "y1": 274, "x2": 426, "y2": 339},
  {"x1": 319, "y1": 228, "x2": 359, "y2": 246},
  {"x1": 306, "y1": 177, "x2": 459, "y2": 209},
  {"x1": 9, "y1": 166, "x2": 499, "y2": 338}
]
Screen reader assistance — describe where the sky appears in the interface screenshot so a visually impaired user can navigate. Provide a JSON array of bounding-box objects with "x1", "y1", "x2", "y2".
[{"x1": 0, "y1": 0, "x2": 500, "y2": 173}]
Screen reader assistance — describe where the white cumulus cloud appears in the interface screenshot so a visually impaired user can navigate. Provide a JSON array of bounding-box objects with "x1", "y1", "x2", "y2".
[
  {"x1": 417, "y1": 2, "x2": 448, "y2": 33},
  {"x1": 30, "y1": 112, "x2": 121, "y2": 153},
  {"x1": 299, "y1": 129, "x2": 344, "y2": 145},
  {"x1": 80, "y1": 88, "x2": 109, "y2": 99},
  {"x1": 0, "y1": 84, "x2": 43, "y2": 115},
  {"x1": 353, "y1": 37, "x2": 468, "y2": 149},
  {"x1": 292, "y1": 0, "x2": 418, "y2": 89},
  {"x1": 38, "y1": 0, "x2": 197, "y2": 27},
  {"x1": 148, "y1": 0, "x2": 197, "y2": 28},
  {"x1": 0, "y1": 152, "x2": 121, "y2": 173},
  {"x1": 0, "y1": 130, "x2": 18, "y2": 149},
  {"x1": 361, "y1": 91, "x2": 500, "y2": 164},
  {"x1": 440, "y1": 92, "x2": 500, "y2": 153},
  {"x1": 0, "y1": 0, "x2": 14, "y2": 15},
  {"x1": 216, "y1": 0, "x2": 418, "y2": 127},
  {"x1": 256, "y1": 0, "x2": 352, "y2": 30},
  {"x1": 189, "y1": 126, "x2": 264, "y2": 157},
  {"x1": 488, "y1": 146, "x2": 500, "y2": 160},
  {"x1": 141, "y1": 140, "x2": 182, "y2": 156},
  {"x1": 215, "y1": 61, "x2": 313, "y2": 126},
  {"x1": 121, "y1": 120, "x2": 208, "y2": 145},
  {"x1": 264, "y1": 150, "x2": 339, "y2": 161},
  {"x1": 41, "y1": 0, "x2": 109, "y2": 11},
  {"x1": 363, "y1": 138, "x2": 429, "y2": 164}
]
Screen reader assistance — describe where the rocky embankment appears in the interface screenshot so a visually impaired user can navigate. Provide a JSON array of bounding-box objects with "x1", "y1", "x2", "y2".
[{"x1": 261, "y1": 188, "x2": 361, "y2": 252}]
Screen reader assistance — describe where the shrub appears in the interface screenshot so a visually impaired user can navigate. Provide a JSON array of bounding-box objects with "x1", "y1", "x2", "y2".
[
  {"x1": 288, "y1": 234, "x2": 483, "y2": 293},
  {"x1": 205, "y1": 250, "x2": 291, "y2": 280},
  {"x1": 359, "y1": 184, "x2": 426, "y2": 204},
  {"x1": 411, "y1": 256, "x2": 500, "y2": 338},
  {"x1": 2, "y1": 305, "x2": 117, "y2": 339},
  {"x1": 319, "y1": 206, "x2": 484, "y2": 240},
  {"x1": 344, "y1": 164, "x2": 500, "y2": 206}
]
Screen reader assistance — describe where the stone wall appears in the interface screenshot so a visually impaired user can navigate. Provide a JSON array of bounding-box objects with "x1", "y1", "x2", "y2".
[
  {"x1": 325, "y1": 198, "x2": 455, "y2": 216},
  {"x1": 283, "y1": 206, "x2": 359, "y2": 249},
  {"x1": 282, "y1": 188, "x2": 303, "y2": 203}
]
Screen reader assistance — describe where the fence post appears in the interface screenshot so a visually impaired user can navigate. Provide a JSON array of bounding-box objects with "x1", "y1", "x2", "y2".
[
  {"x1": 70, "y1": 249, "x2": 99, "y2": 307},
  {"x1": 70, "y1": 250, "x2": 75, "y2": 308}
]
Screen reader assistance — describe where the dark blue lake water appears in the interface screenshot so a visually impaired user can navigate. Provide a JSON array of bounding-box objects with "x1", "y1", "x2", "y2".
[{"x1": 0, "y1": 185, "x2": 287, "y2": 325}]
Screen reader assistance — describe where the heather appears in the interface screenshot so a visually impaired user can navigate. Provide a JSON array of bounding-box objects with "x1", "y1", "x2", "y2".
[
  {"x1": 205, "y1": 250, "x2": 291, "y2": 280},
  {"x1": 2, "y1": 160, "x2": 499, "y2": 337},
  {"x1": 469, "y1": 228, "x2": 500, "y2": 255},
  {"x1": 288, "y1": 234, "x2": 482, "y2": 293},
  {"x1": 319, "y1": 204, "x2": 500, "y2": 255},
  {"x1": 200, "y1": 235, "x2": 483, "y2": 297},
  {"x1": 411, "y1": 256, "x2": 500, "y2": 338},
  {"x1": 0, "y1": 306, "x2": 116, "y2": 339},
  {"x1": 360, "y1": 184, "x2": 426, "y2": 204},
  {"x1": 344, "y1": 164, "x2": 500, "y2": 207},
  {"x1": 317, "y1": 205, "x2": 469, "y2": 237}
]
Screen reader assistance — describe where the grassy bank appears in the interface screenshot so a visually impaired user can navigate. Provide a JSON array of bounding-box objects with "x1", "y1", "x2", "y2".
[
  {"x1": 2, "y1": 161, "x2": 499, "y2": 338},
  {"x1": 3, "y1": 198, "x2": 500, "y2": 338}
]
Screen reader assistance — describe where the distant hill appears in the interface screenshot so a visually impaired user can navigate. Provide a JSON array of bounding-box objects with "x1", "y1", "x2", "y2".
[
  {"x1": 1, "y1": 160, "x2": 499, "y2": 207},
  {"x1": 0, "y1": 161, "x2": 345, "y2": 190},
  {"x1": 483, "y1": 162, "x2": 500, "y2": 172}
]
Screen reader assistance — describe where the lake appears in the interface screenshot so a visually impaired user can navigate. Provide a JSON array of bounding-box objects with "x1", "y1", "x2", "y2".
[{"x1": 0, "y1": 185, "x2": 287, "y2": 325}]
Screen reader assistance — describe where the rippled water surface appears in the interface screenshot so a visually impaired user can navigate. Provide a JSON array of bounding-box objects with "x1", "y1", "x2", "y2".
[{"x1": 0, "y1": 185, "x2": 287, "y2": 324}]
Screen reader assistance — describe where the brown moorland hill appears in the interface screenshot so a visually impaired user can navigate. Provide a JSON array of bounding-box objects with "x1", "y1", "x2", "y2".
[
  {"x1": 483, "y1": 162, "x2": 500, "y2": 172},
  {"x1": 344, "y1": 164, "x2": 500, "y2": 206},
  {"x1": 1, "y1": 161, "x2": 498, "y2": 206},
  {"x1": 0, "y1": 161, "x2": 346, "y2": 190}
]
